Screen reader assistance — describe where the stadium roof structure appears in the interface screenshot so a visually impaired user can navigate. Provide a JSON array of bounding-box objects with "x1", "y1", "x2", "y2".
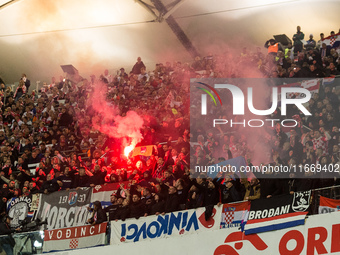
[{"x1": 0, "y1": 0, "x2": 339, "y2": 83}]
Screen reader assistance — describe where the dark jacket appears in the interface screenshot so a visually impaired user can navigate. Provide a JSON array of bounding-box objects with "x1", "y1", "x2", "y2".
[
  {"x1": 193, "y1": 180, "x2": 219, "y2": 206},
  {"x1": 141, "y1": 195, "x2": 154, "y2": 215},
  {"x1": 73, "y1": 174, "x2": 90, "y2": 188},
  {"x1": 129, "y1": 200, "x2": 146, "y2": 219},
  {"x1": 105, "y1": 204, "x2": 119, "y2": 221},
  {"x1": 41, "y1": 180, "x2": 60, "y2": 193},
  {"x1": 131, "y1": 61, "x2": 146, "y2": 74},
  {"x1": 165, "y1": 193, "x2": 179, "y2": 213},
  {"x1": 186, "y1": 190, "x2": 203, "y2": 209},
  {"x1": 90, "y1": 170, "x2": 107, "y2": 186},
  {"x1": 218, "y1": 181, "x2": 242, "y2": 204},
  {"x1": 89, "y1": 201, "x2": 107, "y2": 224},
  {"x1": 114, "y1": 205, "x2": 129, "y2": 221},
  {"x1": 30, "y1": 186, "x2": 40, "y2": 194},
  {"x1": 0, "y1": 221, "x2": 13, "y2": 235},
  {"x1": 260, "y1": 178, "x2": 283, "y2": 199},
  {"x1": 59, "y1": 112, "x2": 73, "y2": 127},
  {"x1": 57, "y1": 175, "x2": 73, "y2": 190},
  {"x1": 0, "y1": 221, "x2": 15, "y2": 246},
  {"x1": 150, "y1": 200, "x2": 165, "y2": 215}
]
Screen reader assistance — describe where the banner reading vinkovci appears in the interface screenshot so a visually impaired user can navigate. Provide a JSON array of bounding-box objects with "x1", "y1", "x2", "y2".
[
  {"x1": 110, "y1": 205, "x2": 222, "y2": 244},
  {"x1": 34, "y1": 188, "x2": 92, "y2": 230}
]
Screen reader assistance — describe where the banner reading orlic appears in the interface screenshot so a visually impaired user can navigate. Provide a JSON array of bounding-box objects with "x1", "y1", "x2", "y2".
[{"x1": 34, "y1": 188, "x2": 92, "y2": 230}]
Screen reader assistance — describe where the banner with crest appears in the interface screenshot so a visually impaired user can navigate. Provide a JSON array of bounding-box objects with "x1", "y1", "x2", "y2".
[
  {"x1": 34, "y1": 188, "x2": 92, "y2": 230},
  {"x1": 244, "y1": 191, "x2": 311, "y2": 235}
]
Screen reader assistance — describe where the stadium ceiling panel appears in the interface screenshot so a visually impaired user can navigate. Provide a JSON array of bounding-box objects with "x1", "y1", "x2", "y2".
[
  {"x1": 0, "y1": 0, "x2": 17, "y2": 10},
  {"x1": 0, "y1": 0, "x2": 339, "y2": 84}
]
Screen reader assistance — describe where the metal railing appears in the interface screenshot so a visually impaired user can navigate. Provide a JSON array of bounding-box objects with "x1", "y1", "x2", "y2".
[
  {"x1": 310, "y1": 185, "x2": 340, "y2": 215},
  {"x1": 0, "y1": 231, "x2": 43, "y2": 255}
]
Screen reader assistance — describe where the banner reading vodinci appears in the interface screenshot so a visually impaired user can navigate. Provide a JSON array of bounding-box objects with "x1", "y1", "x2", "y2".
[
  {"x1": 34, "y1": 188, "x2": 92, "y2": 230},
  {"x1": 43, "y1": 222, "x2": 107, "y2": 252}
]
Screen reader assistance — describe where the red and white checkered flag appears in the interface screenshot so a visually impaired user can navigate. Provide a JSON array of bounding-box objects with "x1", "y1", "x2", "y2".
[
  {"x1": 69, "y1": 239, "x2": 79, "y2": 249},
  {"x1": 223, "y1": 211, "x2": 235, "y2": 225},
  {"x1": 330, "y1": 36, "x2": 337, "y2": 46}
]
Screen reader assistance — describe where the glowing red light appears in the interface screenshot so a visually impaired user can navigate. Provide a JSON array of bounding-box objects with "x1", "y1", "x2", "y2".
[{"x1": 124, "y1": 145, "x2": 134, "y2": 157}]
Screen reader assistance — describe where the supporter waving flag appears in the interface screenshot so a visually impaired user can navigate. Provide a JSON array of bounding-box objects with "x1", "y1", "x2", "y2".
[
  {"x1": 208, "y1": 156, "x2": 256, "y2": 180},
  {"x1": 131, "y1": 145, "x2": 154, "y2": 157},
  {"x1": 91, "y1": 181, "x2": 130, "y2": 208},
  {"x1": 322, "y1": 32, "x2": 340, "y2": 48}
]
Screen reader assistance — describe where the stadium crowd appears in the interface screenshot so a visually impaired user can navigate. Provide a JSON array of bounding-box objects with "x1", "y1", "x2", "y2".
[{"x1": 0, "y1": 26, "x2": 339, "y2": 225}]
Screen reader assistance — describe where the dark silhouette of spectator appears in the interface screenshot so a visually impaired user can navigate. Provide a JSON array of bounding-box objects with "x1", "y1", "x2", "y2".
[
  {"x1": 87, "y1": 201, "x2": 107, "y2": 225},
  {"x1": 150, "y1": 194, "x2": 165, "y2": 215},
  {"x1": 165, "y1": 186, "x2": 179, "y2": 213},
  {"x1": 0, "y1": 215, "x2": 21, "y2": 255},
  {"x1": 293, "y1": 26, "x2": 305, "y2": 54},
  {"x1": 131, "y1": 57, "x2": 146, "y2": 75},
  {"x1": 21, "y1": 73, "x2": 30, "y2": 92},
  {"x1": 129, "y1": 193, "x2": 146, "y2": 219},
  {"x1": 40, "y1": 174, "x2": 59, "y2": 194},
  {"x1": 241, "y1": 178, "x2": 261, "y2": 201},
  {"x1": 74, "y1": 167, "x2": 91, "y2": 188}
]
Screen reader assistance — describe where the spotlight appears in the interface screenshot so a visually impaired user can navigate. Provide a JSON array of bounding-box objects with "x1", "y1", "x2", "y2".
[{"x1": 33, "y1": 241, "x2": 42, "y2": 248}]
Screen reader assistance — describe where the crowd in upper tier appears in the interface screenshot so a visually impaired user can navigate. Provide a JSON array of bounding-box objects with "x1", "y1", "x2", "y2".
[{"x1": 0, "y1": 26, "x2": 339, "y2": 222}]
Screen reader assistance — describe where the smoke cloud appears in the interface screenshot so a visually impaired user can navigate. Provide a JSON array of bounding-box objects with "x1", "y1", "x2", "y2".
[
  {"x1": 193, "y1": 43, "x2": 277, "y2": 166},
  {"x1": 87, "y1": 80, "x2": 144, "y2": 149}
]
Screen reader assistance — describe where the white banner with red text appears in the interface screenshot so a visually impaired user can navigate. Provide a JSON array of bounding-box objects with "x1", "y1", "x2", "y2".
[
  {"x1": 213, "y1": 211, "x2": 340, "y2": 255},
  {"x1": 48, "y1": 211, "x2": 340, "y2": 255},
  {"x1": 43, "y1": 222, "x2": 107, "y2": 252}
]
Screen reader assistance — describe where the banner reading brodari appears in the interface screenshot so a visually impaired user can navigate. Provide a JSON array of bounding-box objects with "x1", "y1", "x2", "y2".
[
  {"x1": 43, "y1": 222, "x2": 107, "y2": 252},
  {"x1": 35, "y1": 188, "x2": 92, "y2": 230},
  {"x1": 111, "y1": 205, "x2": 221, "y2": 244},
  {"x1": 244, "y1": 191, "x2": 311, "y2": 235}
]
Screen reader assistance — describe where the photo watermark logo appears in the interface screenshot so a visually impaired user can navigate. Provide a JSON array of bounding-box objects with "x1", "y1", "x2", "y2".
[{"x1": 189, "y1": 78, "x2": 332, "y2": 179}]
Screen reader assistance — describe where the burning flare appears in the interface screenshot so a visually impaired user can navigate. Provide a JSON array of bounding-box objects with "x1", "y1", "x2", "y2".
[{"x1": 124, "y1": 145, "x2": 134, "y2": 157}]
